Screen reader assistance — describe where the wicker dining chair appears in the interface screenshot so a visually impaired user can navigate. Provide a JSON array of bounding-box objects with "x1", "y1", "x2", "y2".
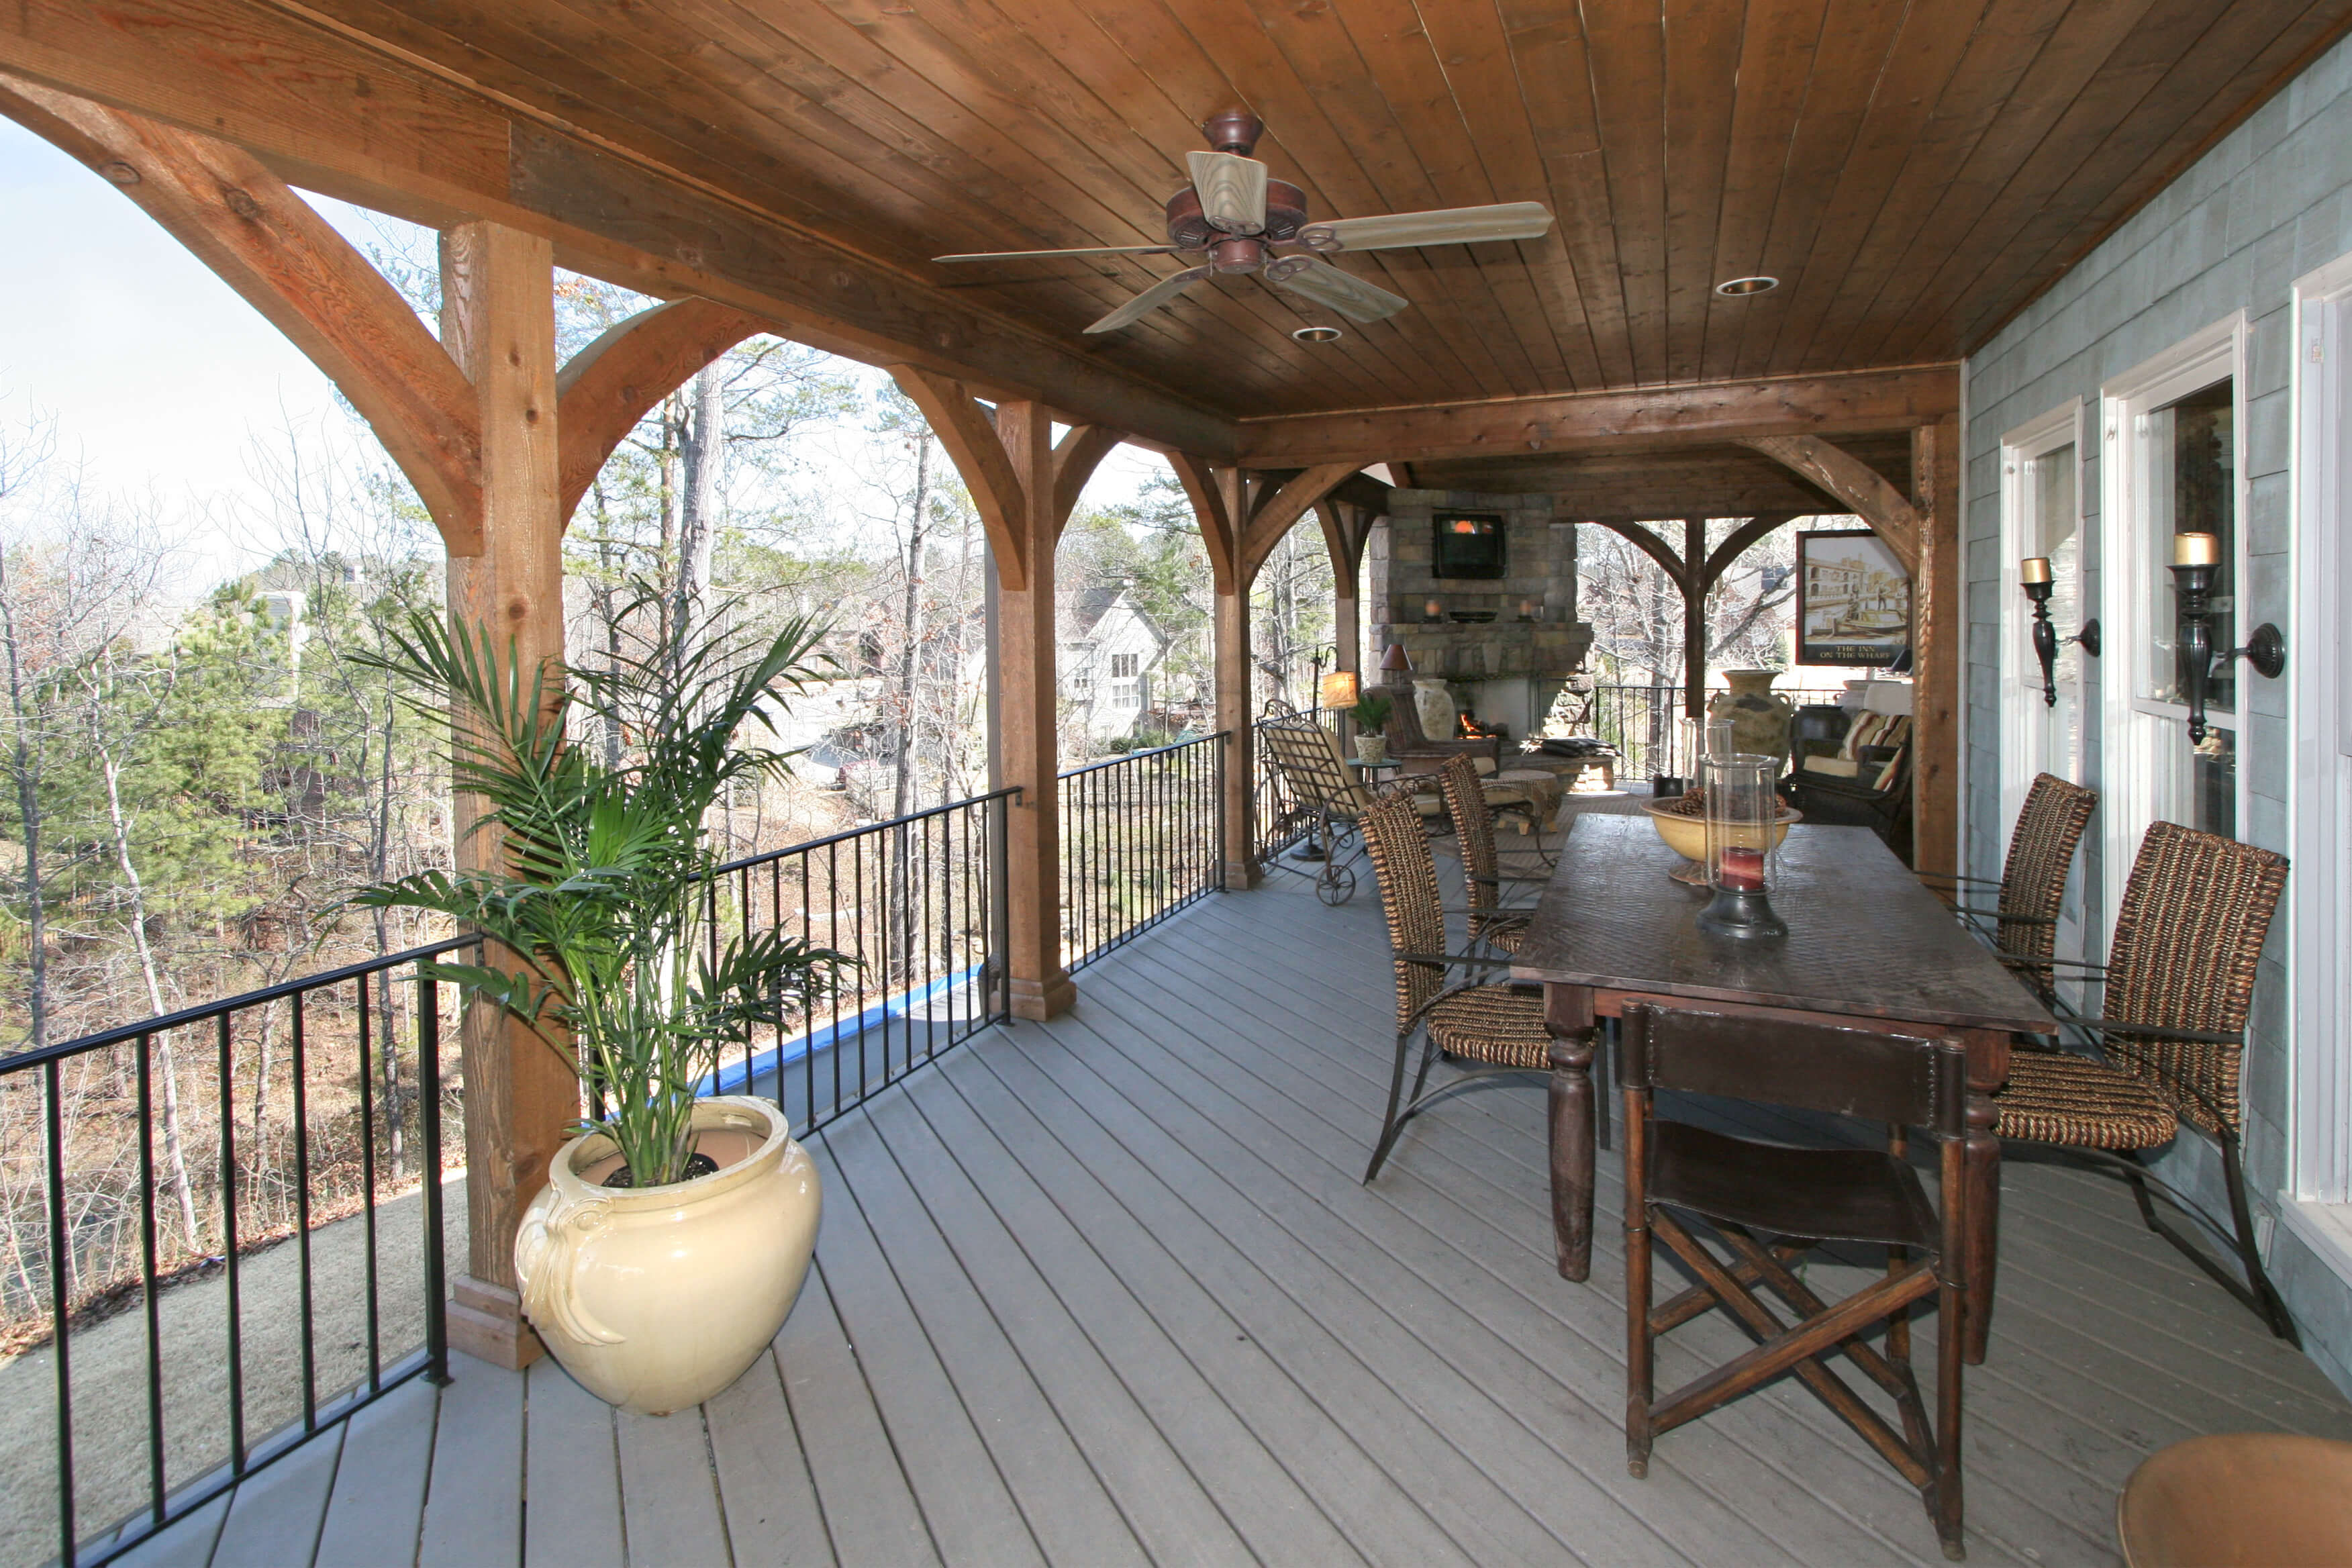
[
  {"x1": 1435, "y1": 753, "x2": 1553, "y2": 956},
  {"x1": 1921, "y1": 773, "x2": 2098, "y2": 1004},
  {"x1": 1357, "y1": 790, "x2": 1558, "y2": 1181},
  {"x1": 1992, "y1": 820, "x2": 2294, "y2": 1340}
]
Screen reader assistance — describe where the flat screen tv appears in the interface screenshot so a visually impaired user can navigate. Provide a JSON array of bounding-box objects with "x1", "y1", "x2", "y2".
[{"x1": 1433, "y1": 511, "x2": 1506, "y2": 579}]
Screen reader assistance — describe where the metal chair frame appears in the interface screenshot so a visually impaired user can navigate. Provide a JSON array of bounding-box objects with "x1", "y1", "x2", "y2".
[{"x1": 1257, "y1": 709, "x2": 1373, "y2": 905}]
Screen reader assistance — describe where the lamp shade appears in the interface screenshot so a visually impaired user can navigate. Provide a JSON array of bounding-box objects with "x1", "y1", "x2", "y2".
[
  {"x1": 1319, "y1": 671, "x2": 1359, "y2": 710},
  {"x1": 1379, "y1": 642, "x2": 1411, "y2": 674}
]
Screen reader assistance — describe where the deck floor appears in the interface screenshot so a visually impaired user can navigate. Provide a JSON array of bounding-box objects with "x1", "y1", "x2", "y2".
[{"x1": 109, "y1": 842, "x2": 2352, "y2": 1568}]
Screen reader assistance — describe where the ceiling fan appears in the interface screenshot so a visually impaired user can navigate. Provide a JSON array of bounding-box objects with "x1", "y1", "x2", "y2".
[{"x1": 932, "y1": 110, "x2": 1555, "y2": 335}]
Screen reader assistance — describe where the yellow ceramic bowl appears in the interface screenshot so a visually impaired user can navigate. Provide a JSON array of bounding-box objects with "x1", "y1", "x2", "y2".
[{"x1": 1639, "y1": 799, "x2": 1800, "y2": 865}]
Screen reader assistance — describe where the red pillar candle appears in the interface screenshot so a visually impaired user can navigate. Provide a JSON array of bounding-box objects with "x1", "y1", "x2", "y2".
[{"x1": 1719, "y1": 845, "x2": 1766, "y2": 891}]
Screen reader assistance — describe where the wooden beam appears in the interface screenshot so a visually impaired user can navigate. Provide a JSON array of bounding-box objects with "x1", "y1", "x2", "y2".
[
  {"x1": 554, "y1": 297, "x2": 763, "y2": 526},
  {"x1": 991, "y1": 400, "x2": 1073, "y2": 1020},
  {"x1": 1241, "y1": 464, "x2": 1361, "y2": 584},
  {"x1": 1912, "y1": 417, "x2": 1961, "y2": 879},
  {"x1": 1739, "y1": 436, "x2": 1921, "y2": 573},
  {"x1": 0, "y1": 73, "x2": 485, "y2": 553},
  {"x1": 1236, "y1": 366, "x2": 1961, "y2": 467},
  {"x1": 1698, "y1": 513, "x2": 1797, "y2": 592},
  {"x1": 1050, "y1": 425, "x2": 1122, "y2": 529},
  {"x1": 437, "y1": 219, "x2": 571, "y2": 1371},
  {"x1": 0, "y1": 0, "x2": 1233, "y2": 456},
  {"x1": 890, "y1": 365, "x2": 1032, "y2": 589}
]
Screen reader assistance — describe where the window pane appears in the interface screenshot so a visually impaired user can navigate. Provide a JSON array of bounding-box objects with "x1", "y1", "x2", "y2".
[
  {"x1": 2155, "y1": 725, "x2": 2237, "y2": 838},
  {"x1": 2141, "y1": 381, "x2": 2235, "y2": 710}
]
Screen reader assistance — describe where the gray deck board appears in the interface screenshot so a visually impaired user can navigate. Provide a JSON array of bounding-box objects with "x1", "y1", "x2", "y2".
[
  {"x1": 208, "y1": 1424, "x2": 344, "y2": 1568},
  {"x1": 312, "y1": 1379, "x2": 438, "y2": 1568},
  {"x1": 108, "y1": 861, "x2": 2352, "y2": 1568},
  {"x1": 522, "y1": 1364, "x2": 622, "y2": 1568}
]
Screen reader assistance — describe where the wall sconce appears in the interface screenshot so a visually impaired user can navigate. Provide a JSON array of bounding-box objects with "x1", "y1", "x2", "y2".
[
  {"x1": 2167, "y1": 532, "x2": 2285, "y2": 744},
  {"x1": 2018, "y1": 556, "x2": 2101, "y2": 708}
]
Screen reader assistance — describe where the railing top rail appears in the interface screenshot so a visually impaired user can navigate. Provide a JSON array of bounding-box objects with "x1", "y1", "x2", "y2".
[
  {"x1": 1056, "y1": 730, "x2": 1229, "y2": 781},
  {"x1": 1, "y1": 934, "x2": 485, "y2": 1074},
  {"x1": 705, "y1": 785, "x2": 1022, "y2": 877}
]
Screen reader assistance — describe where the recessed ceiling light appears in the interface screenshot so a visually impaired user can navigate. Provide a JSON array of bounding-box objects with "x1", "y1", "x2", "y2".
[
  {"x1": 1291, "y1": 324, "x2": 1344, "y2": 344},
  {"x1": 1714, "y1": 275, "x2": 1779, "y2": 297}
]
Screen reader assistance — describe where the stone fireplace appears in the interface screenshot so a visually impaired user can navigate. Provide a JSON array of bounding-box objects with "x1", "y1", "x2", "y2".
[{"x1": 1367, "y1": 489, "x2": 1594, "y2": 740}]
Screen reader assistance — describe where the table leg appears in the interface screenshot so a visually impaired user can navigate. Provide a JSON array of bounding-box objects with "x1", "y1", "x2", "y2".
[
  {"x1": 1962, "y1": 1087, "x2": 2000, "y2": 1365},
  {"x1": 1545, "y1": 983, "x2": 1598, "y2": 1282}
]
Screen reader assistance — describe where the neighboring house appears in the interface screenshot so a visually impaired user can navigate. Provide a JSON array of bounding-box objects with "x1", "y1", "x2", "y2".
[
  {"x1": 1059, "y1": 581, "x2": 1167, "y2": 742},
  {"x1": 1965, "y1": 32, "x2": 2352, "y2": 1394}
]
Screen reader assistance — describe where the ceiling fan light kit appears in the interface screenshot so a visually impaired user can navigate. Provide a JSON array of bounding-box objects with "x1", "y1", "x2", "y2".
[
  {"x1": 1714, "y1": 275, "x2": 1779, "y2": 296},
  {"x1": 930, "y1": 110, "x2": 1556, "y2": 336}
]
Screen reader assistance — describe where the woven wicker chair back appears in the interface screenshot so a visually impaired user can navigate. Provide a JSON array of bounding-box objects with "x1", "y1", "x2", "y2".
[
  {"x1": 1361, "y1": 792, "x2": 1449, "y2": 1033},
  {"x1": 2104, "y1": 820, "x2": 2289, "y2": 1136},
  {"x1": 1996, "y1": 774, "x2": 2098, "y2": 987},
  {"x1": 1259, "y1": 714, "x2": 1368, "y2": 816},
  {"x1": 1438, "y1": 754, "x2": 1501, "y2": 912}
]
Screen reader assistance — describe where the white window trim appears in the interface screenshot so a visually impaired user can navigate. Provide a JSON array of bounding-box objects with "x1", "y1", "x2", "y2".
[
  {"x1": 2289, "y1": 251, "x2": 2352, "y2": 1234},
  {"x1": 2096, "y1": 311, "x2": 2249, "y2": 953},
  {"x1": 1998, "y1": 398, "x2": 2088, "y2": 836}
]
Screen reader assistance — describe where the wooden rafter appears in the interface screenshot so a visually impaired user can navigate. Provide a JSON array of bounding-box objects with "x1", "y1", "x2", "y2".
[
  {"x1": 554, "y1": 297, "x2": 765, "y2": 526},
  {"x1": 1738, "y1": 436, "x2": 1920, "y2": 574},
  {"x1": 1236, "y1": 367, "x2": 1961, "y2": 467},
  {"x1": 0, "y1": 73, "x2": 487, "y2": 553}
]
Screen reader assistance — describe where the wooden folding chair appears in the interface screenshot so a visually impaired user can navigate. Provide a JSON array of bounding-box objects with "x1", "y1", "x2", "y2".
[{"x1": 1621, "y1": 999, "x2": 1973, "y2": 1560}]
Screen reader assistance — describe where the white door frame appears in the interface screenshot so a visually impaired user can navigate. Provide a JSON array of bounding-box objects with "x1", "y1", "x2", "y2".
[
  {"x1": 2096, "y1": 312, "x2": 2249, "y2": 932},
  {"x1": 2290, "y1": 254, "x2": 2352, "y2": 1206},
  {"x1": 1998, "y1": 399, "x2": 2088, "y2": 832}
]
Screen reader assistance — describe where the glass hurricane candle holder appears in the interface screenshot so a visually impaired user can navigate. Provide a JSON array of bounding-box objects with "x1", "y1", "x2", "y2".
[{"x1": 1698, "y1": 753, "x2": 1787, "y2": 939}]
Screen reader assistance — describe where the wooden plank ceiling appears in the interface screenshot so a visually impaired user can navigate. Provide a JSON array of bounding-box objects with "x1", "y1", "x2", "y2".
[{"x1": 191, "y1": 1, "x2": 2352, "y2": 422}]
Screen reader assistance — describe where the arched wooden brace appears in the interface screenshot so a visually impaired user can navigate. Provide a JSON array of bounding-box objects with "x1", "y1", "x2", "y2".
[
  {"x1": 1738, "y1": 428, "x2": 1959, "y2": 881},
  {"x1": 1580, "y1": 514, "x2": 1795, "y2": 717},
  {"x1": 0, "y1": 75, "x2": 486, "y2": 553},
  {"x1": 554, "y1": 297, "x2": 765, "y2": 526},
  {"x1": 1240, "y1": 463, "x2": 1361, "y2": 584},
  {"x1": 885, "y1": 366, "x2": 1118, "y2": 1019}
]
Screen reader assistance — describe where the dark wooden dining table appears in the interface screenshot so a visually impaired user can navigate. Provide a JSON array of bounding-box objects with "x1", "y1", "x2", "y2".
[{"x1": 1510, "y1": 814, "x2": 2056, "y2": 1363}]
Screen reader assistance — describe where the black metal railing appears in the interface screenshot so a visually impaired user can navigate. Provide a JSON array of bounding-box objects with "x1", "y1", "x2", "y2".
[
  {"x1": 1059, "y1": 733, "x2": 1224, "y2": 971},
  {"x1": 699, "y1": 788, "x2": 1014, "y2": 1135},
  {"x1": 1, "y1": 938, "x2": 469, "y2": 1568},
  {"x1": 1575, "y1": 683, "x2": 1848, "y2": 783}
]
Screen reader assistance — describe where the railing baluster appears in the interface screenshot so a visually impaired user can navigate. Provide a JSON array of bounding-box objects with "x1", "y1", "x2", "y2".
[
  {"x1": 137, "y1": 1032, "x2": 164, "y2": 1526},
  {"x1": 418, "y1": 969, "x2": 449, "y2": 1388},
  {"x1": 46, "y1": 1057, "x2": 77, "y2": 1568},
  {"x1": 219, "y1": 1012, "x2": 244, "y2": 1474},
  {"x1": 356, "y1": 970, "x2": 381, "y2": 1391},
  {"x1": 292, "y1": 991, "x2": 317, "y2": 1431}
]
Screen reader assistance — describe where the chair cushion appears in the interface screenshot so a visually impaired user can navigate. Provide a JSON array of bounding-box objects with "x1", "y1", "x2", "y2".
[
  {"x1": 1994, "y1": 1048, "x2": 2179, "y2": 1149},
  {"x1": 1425, "y1": 984, "x2": 1552, "y2": 1069},
  {"x1": 1801, "y1": 754, "x2": 1861, "y2": 778},
  {"x1": 1649, "y1": 1120, "x2": 1938, "y2": 1251}
]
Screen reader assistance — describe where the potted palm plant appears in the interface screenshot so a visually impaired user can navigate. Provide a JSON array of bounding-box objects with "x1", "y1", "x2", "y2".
[
  {"x1": 350, "y1": 596, "x2": 849, "y2": 1415},
  {"x1": 1351, "y1": 691, "x2": 1393, "y2": 765}
]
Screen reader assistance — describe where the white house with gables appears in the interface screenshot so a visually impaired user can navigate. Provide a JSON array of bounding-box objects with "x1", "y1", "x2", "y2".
[{"x1": 1059, "y1": 581, "x2": 1167, "y2": 743}]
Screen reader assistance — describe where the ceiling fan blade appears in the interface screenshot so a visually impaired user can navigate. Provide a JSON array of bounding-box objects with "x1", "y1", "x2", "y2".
[
  {"x1": 1269, "y1": 256, "x2": 1409, "y2": 323},
  {"x1": 1186, "y1": 150, "x2": 1269, "y2": 236},
  {"x1": 1083, "y1": 266, "x2": 1212, "y2": 334},
  {"x1": 933, "y1": 244, "x2": 1183, "y2": 262},
  {"x1": 1297, "y1": 201, "x2": 1555, "y2": 252}
]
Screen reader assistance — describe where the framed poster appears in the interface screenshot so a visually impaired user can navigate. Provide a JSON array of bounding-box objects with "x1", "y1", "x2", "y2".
[{"x1": 1796, "y1": 529, "x2": 1912, "y2": 667}]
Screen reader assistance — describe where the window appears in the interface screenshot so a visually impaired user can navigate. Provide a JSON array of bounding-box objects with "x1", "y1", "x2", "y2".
[
  {"x1": 1112, "y1": 681, "x2": 1139, "y2": 707},
  {"x1": 1110, "y1": 652, "x2": 1139, "y2": 679},
  {"x1": 2135, "y1": 378, "x2": 2237, "y2": 838}
]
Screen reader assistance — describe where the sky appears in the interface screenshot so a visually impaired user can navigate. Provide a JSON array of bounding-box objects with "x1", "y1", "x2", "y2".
[{"x1": 0, "y1": 115, "x2": 1167, "y2": 591}]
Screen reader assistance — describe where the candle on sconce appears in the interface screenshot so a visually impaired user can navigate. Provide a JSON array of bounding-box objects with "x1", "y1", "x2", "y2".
[
  {"x1": 2173, "y1": 532, "x2": 2220, "y2": 567},
  {"x1": 1424, "y1": 597, "x2": 1443, "y2": 621},
  {"x1": 2019, "y1": 556, "x2": 2052, "y2": 585},
  {"x1": 1520, "y1": 597, "x2": 1538, "y2": 620}
]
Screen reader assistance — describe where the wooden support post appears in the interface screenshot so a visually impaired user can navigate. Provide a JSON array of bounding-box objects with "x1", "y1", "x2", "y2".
[
  {"x1": 1320, "y1": 499, "x2": 1363, "y2": 746},
  {"x1": 992, "y1": 401, "x2": 1075, "y2": 1020},
  {"x1": 1912, "y1": 416, "x2": 1961, "y2": 877},
  {"x1": 1175, "y1": 456, "x2": 1259, "y2": 889},
  {"x1": 1681, "y1": 518, "x2": 1708, "y2": 719},
  {"x1": 440, "y1": 220, "x2": 572, "y2": 1369},
  {"x1": 888, "y1": 371, "x2": 1116, "y2": 1020}
]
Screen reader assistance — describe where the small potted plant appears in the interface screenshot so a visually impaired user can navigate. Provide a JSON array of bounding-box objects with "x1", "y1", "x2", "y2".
[
  {"x1": 1351, "y1": 692, "x2": 1393, "y2": 765},
  {"x1": 350, "y1": 594, "x2": 850, "y2": 1416}
]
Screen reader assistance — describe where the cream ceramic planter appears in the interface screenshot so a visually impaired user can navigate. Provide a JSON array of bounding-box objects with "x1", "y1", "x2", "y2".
[{"x1": 514, "y1": 1096, "x2": 819, "y2": 1415}]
